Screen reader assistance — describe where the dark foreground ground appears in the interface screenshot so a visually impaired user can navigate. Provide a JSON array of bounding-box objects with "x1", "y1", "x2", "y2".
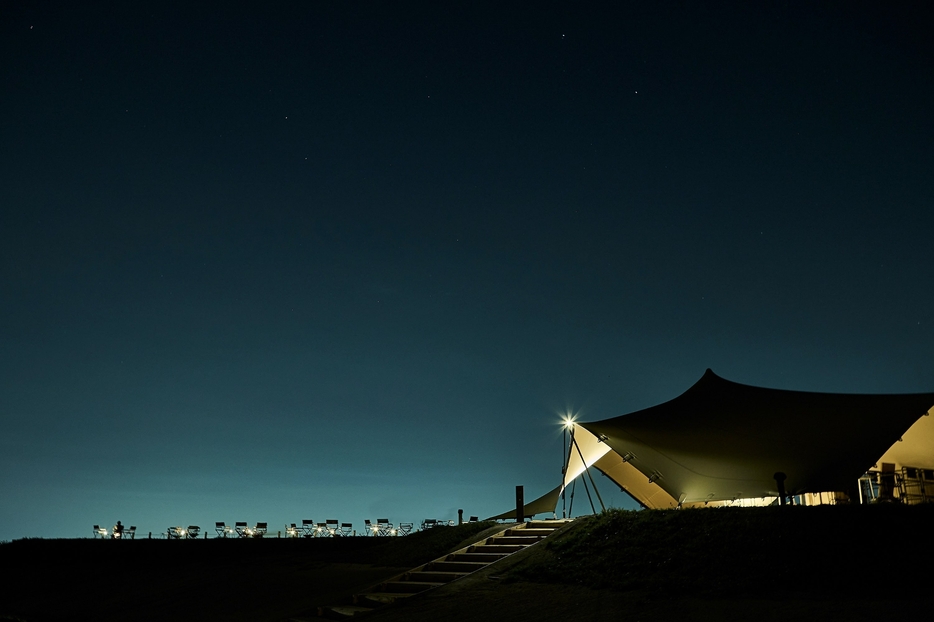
[
  {"x1": 3, "y1": 505, "x2": 932, "y2": 622},
  {"x1": 0, "y1": 522, "x2": 494, "y2": 622}
]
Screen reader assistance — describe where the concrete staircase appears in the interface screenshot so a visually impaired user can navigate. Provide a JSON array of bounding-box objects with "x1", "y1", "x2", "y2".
[{"x1": 315, "y1": 520, "x2": 570, "y2": 619}]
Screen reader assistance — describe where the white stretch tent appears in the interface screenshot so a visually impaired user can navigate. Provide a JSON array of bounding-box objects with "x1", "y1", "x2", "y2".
[{"x1": 492, "y1": 370, "x2": 934, "y2": 516}]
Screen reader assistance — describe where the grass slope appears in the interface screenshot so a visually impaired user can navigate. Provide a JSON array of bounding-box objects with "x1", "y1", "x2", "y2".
[{"x1": 510, "y1": 505, "x2": 934, "y2": 599}]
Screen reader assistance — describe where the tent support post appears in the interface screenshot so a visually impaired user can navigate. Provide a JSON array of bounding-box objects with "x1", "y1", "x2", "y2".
[
  {"x1": 562, "y1": 426, "x2": 569, "y2": 519},
  {"x1": 579, "y1": 461, "x2": 597, "y2": 515},
  {"x1": 571, "y1": 429, "x2": 607, "y2": 513},
  {"x1": 568, "y1": 478, "x2": 576, "y2": 518}
]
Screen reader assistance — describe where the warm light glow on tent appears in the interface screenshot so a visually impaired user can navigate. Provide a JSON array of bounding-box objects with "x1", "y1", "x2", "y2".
[{"x1": 491, "y1": 370, "x2": 934, "y2": 518}]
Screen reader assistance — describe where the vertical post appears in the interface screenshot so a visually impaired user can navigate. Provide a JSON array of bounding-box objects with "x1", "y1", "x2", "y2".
[
  {"x1": 515, "y1": 485, "x2": 525, "y2": 523},
  {"x1": 458, "y1": 509, "x2": 463, "y2": 525},
  {"x1": 774, "y1": 472, "x2": 787, "y2": 506},
  {"x1": 568, "y1": 479, "x2": 576, "y2": 517},
  {"x1": 562, "y1": 425, "x2": 567, "y2": 519}
]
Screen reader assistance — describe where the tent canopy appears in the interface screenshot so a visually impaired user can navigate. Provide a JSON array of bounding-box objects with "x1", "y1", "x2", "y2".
[
  {"x1": 493, "y1": 370, "x2": 934, "y2": 516},
  {"x1": 576, "y1": 369, "x2": 934, "y2": 507},
  {"x1": 487, "y1": 485, "x2": 562, "y2": 521}
]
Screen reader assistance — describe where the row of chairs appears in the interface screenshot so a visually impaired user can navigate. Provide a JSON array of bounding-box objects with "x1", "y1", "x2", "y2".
[
  {"x1": 93, "y1": 524, "x2": 136, "y2": 539},
  {"x1": 364, "y1": 519, "x2": 414, "y2": 536},
  {"x1": 169, "y1": 520, "x2": 410, "y2": 538},
  {"x1": 422, "y1": 518, "x2": 476, "y2": 529},
  {"x1": 167, "y1": 526, "x2": 204, "y2": 539},
  {"x1": 281, "y1": 519, "x2": 415, "y2": 537},
  {"x1": 96, "y1": 518, "x2": 468, "y2": 539},
  {"x1": 203, "y1": 518, "x2": 464, "y2": 538},
  {"x1": 364, "y1": 518, "x2": 415, "y2": 536},
  {"x1": 214, "y1": 522, "x2": 268, "y2": 538},
  {"x1": 285, "y1": 519, "x2": 350, "y2": 538}
]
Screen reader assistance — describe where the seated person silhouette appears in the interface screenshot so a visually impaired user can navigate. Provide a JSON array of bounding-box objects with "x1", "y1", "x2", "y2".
[{"x1": 112, "y1": 521, "x2": 124, "y2": 539}]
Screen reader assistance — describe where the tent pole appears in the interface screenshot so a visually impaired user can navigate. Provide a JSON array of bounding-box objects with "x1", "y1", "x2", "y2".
[
  {"x1": 568, "y1": 478, "x2": 576, "y2": 518},
  {"x1": 579, "y1": 461, "x2": 597, "y2": 515},
  {"x1": 571, "y1": 428, "x2": 607, "y2": 513},
  {"x1": 562, "y1": 426, "x2": 570, "y2": 519}
]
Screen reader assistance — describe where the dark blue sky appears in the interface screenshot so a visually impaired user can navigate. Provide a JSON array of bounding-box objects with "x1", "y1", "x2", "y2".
[{"x1": 2, "y1": 1, "x2": 933, "y2": 540}]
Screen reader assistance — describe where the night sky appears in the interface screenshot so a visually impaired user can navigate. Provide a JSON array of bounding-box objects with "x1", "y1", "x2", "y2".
[{"x1": 2, "y1": 2, "x2": 933, "y2": 541}]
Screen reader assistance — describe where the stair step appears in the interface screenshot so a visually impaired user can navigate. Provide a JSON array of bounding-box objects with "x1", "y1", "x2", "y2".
[
  {"x1": 468, "y1": 544, "x2": 526, "y2": 554},
  {"x1": 491, "y1": 536, "x2": 543, "y2": 546},
  {"x1": 504, "y1": 528, "x2": 554, "y2": 537},
  {"x1": 306, "y1": 520, "x2": 573, "y2": 620},
  {"x1": 404, "y1": 571, "x2": 469, "y2": 583},
  {"x1": 446, "y1": 552, "x2": 509, "y2": 563},
  {"x1": 425, "y1": 560, "x2": 490, "y2": 573},
  {"x1": 380, "y1": 580, "x2": 445, "y2": 593},
  {"x1": 526, "y1": 520, "x2": 568, "y2": 529}
]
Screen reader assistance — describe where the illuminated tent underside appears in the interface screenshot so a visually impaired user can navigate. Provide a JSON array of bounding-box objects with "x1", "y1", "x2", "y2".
[
  {"x1": 492, "y1": 370, "x2": 934, "y2": 516},
  {"x1": 578, "y1": 370, "x2": 934, "y2": 508}
]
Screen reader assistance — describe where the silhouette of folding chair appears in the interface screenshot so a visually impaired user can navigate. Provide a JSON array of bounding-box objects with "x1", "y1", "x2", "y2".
[
  {"x1": 215, "y1": 522, "x2": 228, "y2": 538},
  {"x1": 286, "y1": 523, "x2": 300, "y2": 538},
  {"x1": 126, "y1": 526, "x2": 136, "y2": 539},
  {"x1": 235, "y1": 522, "x2": 249, "y2": 538},
  {"x1": 186, "y1": 526, "x2": 200, "y2": 539},
  {"x1": 325, "y1": 519, "x2": 339, "y2": 537},
  {"x1": 340, "y1": 522, "x2": 353, "y2": 537},
  {"x1": 168, "y1": 526, "x2": 182, "y2": 539},
  {"x1": 253, "y1": 522, "x2": 267, "y2": 537},
  {"x1": 301, "y1": 519, "x2": 315, "y2": 538},
  {"x1": 314, "y1": 522, "x2": 329, "y2": 537},
  {"x1": 376, "y1": 518, "x2": 393, "y2": 536},
  {"x1": 93, "y1": 525, "x2": 107, "y2": 539},
  {"x1": 421, "y1": 518, "x2": 437, "y2": 530},
  {"x1": 364, "y1": 519, "x2": 378, "y2": 536},
  {"x1": 397, "y1": 522, "x2": 413, "y2": 536}
]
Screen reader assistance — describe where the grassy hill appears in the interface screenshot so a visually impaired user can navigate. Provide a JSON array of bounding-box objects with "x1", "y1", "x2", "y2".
[
  {"x1": 509, "y1": 504, "x2": 934, "y2": 598},
  {"x1": 4, "y1": 507, "x2": 933, "y2": 622}
]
